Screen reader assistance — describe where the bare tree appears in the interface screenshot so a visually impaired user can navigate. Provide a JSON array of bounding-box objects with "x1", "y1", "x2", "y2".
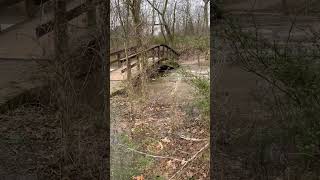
[
  {"x1": 146, "y1": 0, "x2": 175, "y2": 43},
  {"x1": 128, "y1": 0, "x2": 143, "y2": 47},
  {"x1": 203, "y1": 0, "x2": 209, "y2": 30},
  {"x1": 151, "y1": 0, "x2": 156, "y2": 36}
]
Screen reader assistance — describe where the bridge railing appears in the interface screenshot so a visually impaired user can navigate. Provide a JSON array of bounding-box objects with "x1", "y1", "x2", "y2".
[
  {"x1": 110, "y1": 44, "x2": 180, "y2": 72},
  {"x1": 35, "y1": 0, "x2": 98, "y2": 38}
]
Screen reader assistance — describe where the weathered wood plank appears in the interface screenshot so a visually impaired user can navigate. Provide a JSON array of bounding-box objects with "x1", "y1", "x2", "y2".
[{"x1": 35, "y1": 1, "x2": 89, "y2": 37}]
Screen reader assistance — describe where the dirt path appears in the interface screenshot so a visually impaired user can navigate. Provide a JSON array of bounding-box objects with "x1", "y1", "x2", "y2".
[{"x1": 111, "y1": 56, "x2": 210, "y2": 179}]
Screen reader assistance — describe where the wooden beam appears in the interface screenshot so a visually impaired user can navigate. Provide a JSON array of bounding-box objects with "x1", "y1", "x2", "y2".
[
  {"x1": 110, "y1": 44, "x2": 179, "y2": 66},
  {"x1": 0, "y1": 0, "x2": 22, "y2": 8},
  {"x1": 35, "y1": 2, "x2": 89, "y2": 38}
]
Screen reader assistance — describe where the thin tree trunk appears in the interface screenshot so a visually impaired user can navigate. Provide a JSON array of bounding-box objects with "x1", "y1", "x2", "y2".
[
  {"x1": 125, "y1": 42, "x2": 131, "y2": 80},
  {"x1": 282, "y1": 0, "x2": 289, "y2": 15},
  {"x1": 54, "y1": 0, "x2": 70, "y2": 167},
  {"x1": 203, "y1": 0, "x2": 209, "y2": 31},
  {"x1": 172, "y1": 2, "x2": 177, "y2": 39},
  {"x1": 159, "y1": 15, "x2": 168, "y2": 43},
  {"x1": 130, "y1": 0, "x2": 142, "y2": 47},
  {"x1": 151, "y1": 0, "x2": 155, "y2": 36},
  {"x1": 146, "y1": 0, "x2": 174, "y2": 43},
  {"x1": 25, "y1": 0, "x2": 37, "y2": 17},
  {"x1": 305, "y1": 0, "x2": 310, "y2": 15},
  {"x1": 98, "y1": 0, "x2": 109, "y2": 178},
  {"x1": 87, "y1": 0, "x2": 96, "y2": 27},
  {"x1": 210, "y1": 0, "x2": 216, "y2": 179},
  {"x1": 54, "y1": 0, "x2": 68, "y2": 62}
]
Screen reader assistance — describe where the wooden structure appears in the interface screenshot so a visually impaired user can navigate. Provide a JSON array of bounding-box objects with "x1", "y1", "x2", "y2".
[
  {"x1": 110, "y1": 44, "x2": 180, "y2": 94},
  {"x1": 0, "y1": 0, "x2": 50, "y2": 17},
  {"x1": 110, "y1": 44, "x2": 179, "y2": 75},
  {"x1": 0, "y1": 0, "x2": 99, "y2": 112}
]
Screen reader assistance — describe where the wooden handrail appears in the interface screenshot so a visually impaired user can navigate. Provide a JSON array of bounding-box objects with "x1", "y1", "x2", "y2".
[
  {"x1": 35, "y1": 0, "x2": 100, "y2": 38},
  {"x1": 110, "y1": 44, "x2": 179, "y2": 65},
  {"x1": 110, "y1": 45, "x2": 138, "y2": 56}
]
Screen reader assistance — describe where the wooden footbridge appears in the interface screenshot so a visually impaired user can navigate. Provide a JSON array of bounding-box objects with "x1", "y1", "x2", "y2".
[
  {"x1": 0, "y1": 0, "x2": 180, "y2": 110},
  {"x1": 0, "y1": 0, "x2": 101, "y2": 112},
  {"x1": 110, "y1": 44, "x2": 180, "y2": 95}
]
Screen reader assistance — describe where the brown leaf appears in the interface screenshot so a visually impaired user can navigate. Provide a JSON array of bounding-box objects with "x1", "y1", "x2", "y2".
[{"x1": 132, "y1": 175, "x2": 144, "y2": 180}]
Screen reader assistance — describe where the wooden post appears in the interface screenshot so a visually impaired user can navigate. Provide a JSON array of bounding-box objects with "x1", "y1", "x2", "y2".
[
  {"x1": 152, "y1": 48, "x2": 155, "y2": 63},
  {"x1": 117, "y1": 53, "x2": 121, "y2": 68},
  {"x1": 165, "y1": 47, "x2": 167, "y2": 59},
  {"x1": 137, "y1": 55, "x2": 140, "y2": 71},
  {"x1": 157, "y1": 46, "x2": 160, "y2": 59}
]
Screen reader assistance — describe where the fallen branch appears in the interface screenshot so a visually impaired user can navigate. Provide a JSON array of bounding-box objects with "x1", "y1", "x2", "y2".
[
  {"x1": 179, "y1": 134, "x2": 209, "y2": 142},
  {"x1": 169, "y1": 143, "x2": 209, "y2": 180},
  {"x1": 118, "y1": 143, "x2": 184, "y2": 162}
]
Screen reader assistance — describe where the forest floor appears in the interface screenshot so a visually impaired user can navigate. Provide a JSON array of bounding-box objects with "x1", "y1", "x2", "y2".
[
  {"x1": 0, "y1": 104, "x2": 108, "y2": 179},
  {"x1": 111, "y1": 55, "x2": 210, "y2": 180}
]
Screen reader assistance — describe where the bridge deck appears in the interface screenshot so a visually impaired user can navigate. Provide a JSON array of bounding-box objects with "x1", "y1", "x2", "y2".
[{"x1": 110, "y1": 57, "x2": 162, "y2": 95}]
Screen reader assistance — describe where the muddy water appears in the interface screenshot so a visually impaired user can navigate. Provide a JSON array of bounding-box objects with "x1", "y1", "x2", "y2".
[{"x1": 110, "y1": 59, "x2": 209, "y2": 179}]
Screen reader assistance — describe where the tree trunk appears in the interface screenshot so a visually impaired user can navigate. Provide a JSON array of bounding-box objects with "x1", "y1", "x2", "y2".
[
  {"x1": 203, "y1": 0, "x2": 209, "y2": 31},
  {"x1": 145, "y1": 0, "x2": 174, "y2": 43},
  {"x1": 282, "y1": 0, "x2": 288, "y2": 15},
  {"x1": 212, "y1": 0, "x2": 223, "y2": 20},
  {"x1": 162, "y1": 16, "x2": 174, "y2": 42},
  {"x1": 25, "y1": 0, "x2": 38, "y2": 18},
  {"x1": 129, "y1": 0, "x2": 143, "y2": 76},
  {"x1": 54, "y1": 0, "x2": 68, "y2": 62},
  {"x1": 54, "y1": 0, "x2": 70, "y2": 167},
  {"x1": 305, "y1": 0, "x2": 310, "y2": 15},
  {"x1": 98, "y1": 0, "x2": 110, "y2": 177},
  {"x1": 130, "y1": 0, "x2": 142, "y2": 47},
  {"x1": 172, "y1": 2, "x2": 177, "y2": 39},
  {"x1": 151, "y1": 0, "x2": 155, "y2": 36},
  {"x1": 87, "y1": 0, "x2": 96, "y2": 27}
]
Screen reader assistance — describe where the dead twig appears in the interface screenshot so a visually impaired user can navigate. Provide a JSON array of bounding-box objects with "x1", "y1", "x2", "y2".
[
  {"x1": 118, "y1": 143, "x2": 184, "y2": 162},
  {"x1": 169, "y1": 143, "x2": 209, "y2": 180},
  {"x1": 179, "y1": 134, "x2": 209, "y2": 142}
]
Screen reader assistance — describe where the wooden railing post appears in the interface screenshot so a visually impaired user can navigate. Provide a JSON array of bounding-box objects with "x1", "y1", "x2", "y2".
[
  {"x1": 165, "y1": 47, "x2": 167, "y2": 58},
  {"x1": 117, "y1": 53, "x2": 121, "y2": 68},
  {"x1": 137, "y1": 55, "x2": 140, "y2": 71},
  {"x1": 162, "y1": 46, "x2": 165, "y2": 57},
  {"x1": 157, "y1": 46, "x2": 160, "y2": 59},
  {"x1": 152, "y1": 48, "x2": 155, "y2": 63}
]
